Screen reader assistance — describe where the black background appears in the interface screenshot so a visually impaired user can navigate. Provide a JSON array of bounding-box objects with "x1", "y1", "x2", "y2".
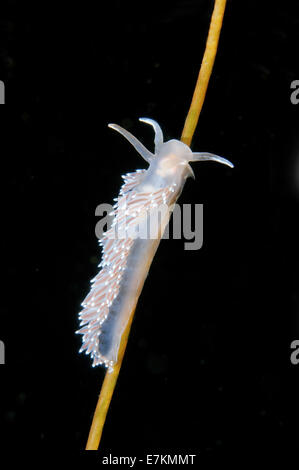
[{"x1": 0, "y1": 0, "x2": 298, "y2": 459}]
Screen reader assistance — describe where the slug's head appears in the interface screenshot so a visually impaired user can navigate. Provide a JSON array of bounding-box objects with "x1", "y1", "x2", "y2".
[{"x1": 108, "y1": 118, "x2": 234, "y2": 179}]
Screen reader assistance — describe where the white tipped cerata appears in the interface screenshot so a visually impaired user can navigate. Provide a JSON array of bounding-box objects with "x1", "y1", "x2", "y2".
[{"x1": 77, "y1": 118, "x2": 233, "y2": 371}]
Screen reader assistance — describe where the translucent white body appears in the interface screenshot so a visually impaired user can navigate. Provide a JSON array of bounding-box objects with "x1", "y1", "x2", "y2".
[{"x1": 77, "y1": 118, "x2": 233, "y2": 370}]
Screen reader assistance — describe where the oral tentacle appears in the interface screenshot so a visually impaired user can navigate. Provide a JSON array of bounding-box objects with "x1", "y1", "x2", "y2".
[
  {"x1": 191, "y1": 152, "x2": 234, "y2": 168},
  {"x1": 139, "y1": 117, "x2": 164, "y2": 154},
  {"x1": 108, "y1": 123, "x2": 154, "y2": 163}
]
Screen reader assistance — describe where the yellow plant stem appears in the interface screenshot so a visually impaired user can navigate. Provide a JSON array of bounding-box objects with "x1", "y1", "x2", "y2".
[
  {"x1": 181, "y1": 0, "x2": 227, "y2": 147},
  {"x1": 85, "y1": 309, "x2": 135, "y2": 450},
  {"x1": 85, "y1": 0, "x2": 227, "y2": 451}
]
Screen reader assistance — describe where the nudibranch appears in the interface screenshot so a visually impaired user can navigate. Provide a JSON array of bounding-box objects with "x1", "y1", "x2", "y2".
[{"x1": 77, "y1": 118, "x2": 233, "y2": 371}]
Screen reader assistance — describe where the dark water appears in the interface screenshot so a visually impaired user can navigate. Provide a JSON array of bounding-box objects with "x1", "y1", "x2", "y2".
[{"x1": 0, "y1": 0, "x2": 298, "y2": 459}]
